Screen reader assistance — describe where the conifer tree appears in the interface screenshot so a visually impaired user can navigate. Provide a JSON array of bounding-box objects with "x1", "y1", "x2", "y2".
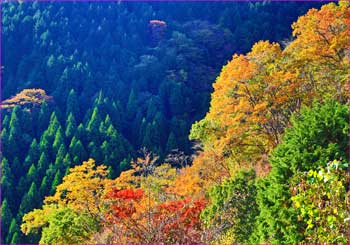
[
  {"x1": 66, "y1": 89, "x2": 80, "y2": 119},
  {"x1": 18, "y1": 182, "x2": 39, "y2": 218},
  {"x1": 65, "y1": 112, "x2": 77, "y2": 140},
  {"x1": 52, "y1": 127, "x2": 64, "y2": 154},
  {"x1": 166, "y1": 132, "x2": 178, "y2": 153},
  {"x1": 38, "y1": 100, "x2": 51, "y2": 133},
  {"x1": 1, "y1": 199, "x2": 13, "y2": 243},
  {"x1": 39, "y1": 176, "x2": 48, "y2": 198},
  {"x1": 50, "y1": 170, "x2": 61, "y2": 195},
  {"x1": 7, "y1": 219, "x2": 19, "y2": 244},
  {"x1": 126, "y1": 89, "x2": 137, "y2": 120},
  {"x1": 1, "y1": 158, "x2": 15, "y2": 205}
]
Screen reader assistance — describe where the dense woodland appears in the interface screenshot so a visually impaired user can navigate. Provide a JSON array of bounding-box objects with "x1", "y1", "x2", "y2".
[{"x1": 1, "y1": 1, "x2": 350, "y2": 244}]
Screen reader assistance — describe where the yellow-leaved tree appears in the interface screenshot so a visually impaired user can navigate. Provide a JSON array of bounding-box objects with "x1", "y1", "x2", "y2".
[{"x1": 190, "y1": 1, "x2": 350, "y2": 178}]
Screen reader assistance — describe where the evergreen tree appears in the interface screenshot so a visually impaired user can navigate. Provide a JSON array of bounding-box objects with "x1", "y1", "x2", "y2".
[
  {"x1": 1, "y1": 158, "x2": 15, "y2": 207},
  {"x1": 18, "y1": 182, "x2": 39, "y2": 217},
  {"x1": 26, "y1": 164, "x2": 37, "y2": 185},
  {"x1": 10, "y1": 232, "x2": 19, "y2": 245},
  {"x1": 21, "y1": 109, "x2": 33, "y2": 136},
  {"x1": 69, "y1": 137, "x2": 87, "y2": 164},
  {"x1": 166, "y1": 131, "x2": 178, "y2": 153},
  {"x1": 126, "y1": 89, "x2": 137, "y2": 120},
  {"x1": 86, "y1": 107, "x2": 102, "y2": 141},
  {"x1": 12, "y1": 157, "x2": 22, "y2": 180},
  {"x1": 50, "y1": 170, "x2": 61, "y2": 195},
  {"x1": 39, "y1": 176, "x2": 48, "y2": 198},
  {"x1": 202, "y1": 170, "x2": 258, "y2": 243},
  {"x1": 253, "y1": 101, "x2": 349, "y2": 243},
  {"x1": 88, "y1": 141, "x2": 102, "y2": 163},
  {"x1": 7, "y1": 106, "x2": 22, "y2": 160},
  {"x1": 1, "y1": 128, "x2": 9, "y2": 158},
  {"x1": 75, "y1": 123, "x2": 86, "y2": 143},
  {"x1": 25, "y1": 139, "x2": 40, "y2": 168},
  {"x1": 63, "y1": 153, "x2": 72, "y2": 167},
  {"x1": 66, "y1": 89, "x2": 80, "y2": 119},
  {"x1": 38, "y1": 100, "x2": 51, "y2": 133},
  {"x1": 39, "y1": 132, "x2": 51, "y2": 156},
  {"x1": 47, "y1": 112, "x2": 61, "y2": 138},
  {"x1": 7, "y1": 219, "x2": 19, "y2": 244},
  {"x1": 65, "y1": 112, "x2": 77, "y2": 140},
  {"x1": 37, "y1": 152, "x2": 50, "y2": 176},
  {"x1": 2, "y1": 114, "x2": 10, "y2": 128},
  {"x1": 1, "y1": 199, "x2": 13, "y2": 243},
  {"x1": 52, "y1": 127, "x2": 64, "y2": 154}
]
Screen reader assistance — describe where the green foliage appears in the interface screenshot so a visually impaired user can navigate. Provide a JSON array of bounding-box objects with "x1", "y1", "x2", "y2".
[
  {"x1": 41, "y1": 207, "x2": 99, "y2": 244},
  {"x1": 291, "y1": 160, "x2": 350, "y2": 243},
  {"x1": 202, "y1": 170, "x2": 258, "y2": 243},
  {"x1": 65, "y1": 113, "x2": 77, "y2": 140},
  {"x1": 1, "y1": 1, "x2": 326, "y2": 244},
  {"x1": 1, "y1": 199, "x2": 13, "y2": 243},
  {"x1": 253, "y1": 100, "x2": 350, "y2": 243}
]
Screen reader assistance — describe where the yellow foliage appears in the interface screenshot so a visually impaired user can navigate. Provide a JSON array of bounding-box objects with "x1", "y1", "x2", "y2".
[
  {"x1": 21, "y1": 205, "x2": 56, "y2": 235},
  {"x1": 191, "y1": 2, "x2": 350, "y2": 178},
  {"x1": 1, "y1": 88, "x2": 53, "y2": 109},
  {"x1": 45, "y1": 158, "x2": 110, "y2": 216}
]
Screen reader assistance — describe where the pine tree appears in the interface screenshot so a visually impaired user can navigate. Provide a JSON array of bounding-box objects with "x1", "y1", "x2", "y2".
[
  {"x1": 1, "y1": 158, "x2": 15, "y2": 208},
  {"x1": 63, "y1": 153, "x2": 72, "y2": 167},
  {"x1": 88, "y1": 141, "x2": 102, "y2": 163},
  {"x1": 18, "y1": 182, "x2": 39, "y2": 217},
  {"x1": 12, "y1": 157, "x2": 22, "y2": 180},
  {"x1": 66, "y1": 89, "x2": 80, "y2": 119},
  {"x1": 21, "y1": 109, "x2": 33, "y2": 136},
  {"x1": 50, "y1": 170, "x2": 61, "y2": 195},
  {"x1": 253, "y1": 101, "x2": 350, "y2": 243},
  {"x1": 8, "y1": 106, "x2": 22, "y2": 160},
  {"x1": 2, "y1": 114, "x2": 10, "y2": 128},
  {"x1": 126, "y1": 89, "x2": 137, "y2": 120},
  {"x1": 10, "y1": 232, "x2": 19, "y2": 244},
  {"x1": 65, "y1": 112, "x2": 77, "y2": 140},
  {"x1": 55, "y1": 144, "x2": 67, "y2": 167},
  {"x1": 47, "y1": 112, "x2": 61, "y2": 138},
  {"x1": 1, "y1": 199, "x2": 13, "y2": 243},
  {"x1": 7, "y1": 219, "x2": 19, "y2": 244},
  {"x1": 39, "y1": 132, "x2": 50, "y2": 156},
  {"x1": 26, "y1": 164, "x2": 37, "y2": 185},
  {"x1": 25, "y1": 139, "x2": 40, "y2": 168},
  {"x1": 69, "y1": 137, "x2": 87, "y2": 164},
  {"x1": 38, "y1": 100, "x2": 51, "y2": 133},
  {"x1": 86, "y1": 106, "x2": 102, "y2": 141},
  {"x1": 52, "y1": 127, "x2": 64, "y2": 154},
  {"x1": 39, "y1": 176, "x2": 48, "y2": 198},
  {"x1": 1, "y1": 128, "x2": 9, "y2": 158},
  {"x1": 166, "y1": 132, "x2": 178, "y2": 153},
  {"x1": 38, "y1": 152, "x2": 50, "y2": 176},
  {"x1": 75, "y1": 123, "x2": 86, "y2": 143}
]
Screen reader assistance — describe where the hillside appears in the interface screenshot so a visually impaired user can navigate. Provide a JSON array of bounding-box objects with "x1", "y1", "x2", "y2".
[{"x1": 3, "y1": 1, "x2": 350, "y2": 244}]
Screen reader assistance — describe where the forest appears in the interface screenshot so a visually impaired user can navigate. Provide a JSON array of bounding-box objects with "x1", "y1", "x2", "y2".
[{"x1": 1, "y1": 0, "x2": 350, "y2": 244}]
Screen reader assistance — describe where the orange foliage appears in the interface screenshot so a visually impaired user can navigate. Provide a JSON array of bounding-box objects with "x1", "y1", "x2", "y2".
[
  {"x1": 105, "y1": 188, "x2": 144, "y2": 219},
  {"x1": 1, "y1": 88, "x2": 53, "y2": 109},
  {"x1": 190, "y1": 2, "x2": 350, "y2": 177}
]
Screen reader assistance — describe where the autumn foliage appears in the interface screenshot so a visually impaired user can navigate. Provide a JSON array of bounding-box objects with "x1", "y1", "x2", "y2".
[
  {"x1": 20, "y1": 2, "x2": 350, "y2": 244},
  {"x1": 1, "y1": 88, "x2": 53, "y2": 110},
  {"x1": 190, "y1": 1, "x2": 350, "y2": 177}
]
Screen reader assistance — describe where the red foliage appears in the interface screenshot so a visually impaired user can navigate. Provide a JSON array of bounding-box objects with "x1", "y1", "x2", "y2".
[
  {"x1": 157, "y1": 198, "x2": 206, "y2": 232},
  {"x1": 106, "y1": 188, "x2": 144, "y2": 219},
  {"x1": 108, "y1": 189, "x2": 144, "y2": 200}
]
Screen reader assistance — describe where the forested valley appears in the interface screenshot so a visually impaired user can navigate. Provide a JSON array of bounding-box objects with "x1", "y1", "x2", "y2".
[{"x1": 1, "y1": 1, "x2": 350, "y2": 244}]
